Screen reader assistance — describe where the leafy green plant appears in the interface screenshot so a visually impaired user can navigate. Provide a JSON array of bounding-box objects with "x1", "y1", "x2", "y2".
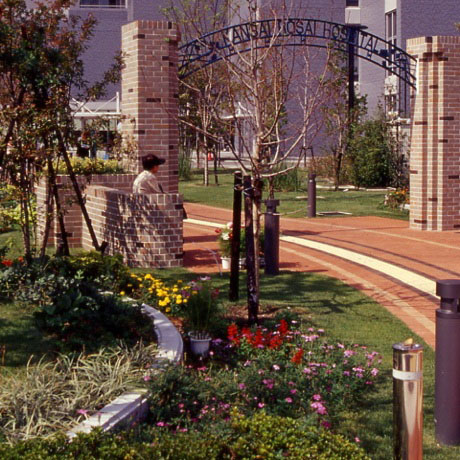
[
  {"x1": 179, "y1": 150, "x2": 193, "y2": 180},
  {"x1": 182, "y1": 277, "x2": 222, "y2": 334},
  {"x1": 53, "y1": 157, "x2": 125, "y2": 176},
  {"x1": 0, "y1": 343, "x2": 157, "y2": 442},
  {"x1": 269, "y1": 163, "x2": 304, "y2": 192},
  {"x1": 216, "y1": 223, "x2": 265, "y2": 258}
]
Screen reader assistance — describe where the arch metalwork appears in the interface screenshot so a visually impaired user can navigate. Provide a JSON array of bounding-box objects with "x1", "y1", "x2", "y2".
[{"x1": 179, "y1": 18, "x2": 416, "y2": 88}]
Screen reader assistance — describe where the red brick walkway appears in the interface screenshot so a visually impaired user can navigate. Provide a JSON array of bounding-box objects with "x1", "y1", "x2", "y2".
[{"x1": 183, "y1": 203, "x2": 460, "y2": 349}]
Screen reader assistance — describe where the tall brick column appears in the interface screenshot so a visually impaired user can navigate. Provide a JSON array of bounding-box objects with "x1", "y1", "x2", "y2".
[
  {"x1": 121, "y1": 21, "x2": 180, "y2": 193},
  {"x1": 408, "y1": 36, "x2": 460, "y2": 231}
]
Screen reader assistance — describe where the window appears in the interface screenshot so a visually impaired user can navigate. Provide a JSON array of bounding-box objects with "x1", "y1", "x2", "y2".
[
  {"x1": 385, "y1": 9, "x2": 397, "y2": 73},
  {"x1": 79, "y1": 0, "x2": 126, "y2": 8},
  {"x1": 346, "y1": 0, "x2": 359, "y2": 6}
]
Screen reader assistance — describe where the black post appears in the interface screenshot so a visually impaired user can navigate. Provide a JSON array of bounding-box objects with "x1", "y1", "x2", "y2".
[
  {"x1": 307, "y1": 173, "x2": 316, "y2": 218},
  {"x1": 243, "y1": 175, "x2": 258, "y2": 324},
  {"x1": 229, "y1": 172, "x2": 242, "y2": 301},
  {"x1": 435, "y1": 279, "x2": 460, "y2": 445},
  {"x1": 347, "y1": 26, "x2": 356, "y2": 117},
  {"x1": 264, "y1": 199, "x2": 279, "y2": 275}
]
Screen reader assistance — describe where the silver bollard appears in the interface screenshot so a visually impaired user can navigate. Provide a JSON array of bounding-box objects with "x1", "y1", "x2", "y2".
[{"x1": 393, "y1": 340, "x2": 423, "y2": 460}]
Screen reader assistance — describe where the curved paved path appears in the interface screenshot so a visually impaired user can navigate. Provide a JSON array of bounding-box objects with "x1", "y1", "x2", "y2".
[{"x1": 183, "y1": 203, "x2": 460, "y2": 349}]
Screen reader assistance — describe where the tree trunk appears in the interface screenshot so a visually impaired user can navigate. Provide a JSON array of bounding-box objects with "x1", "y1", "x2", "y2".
[
  {"x1": 55, "y1": 129, "x2": 101, "y2": 252},
  {"x1": 244, "y1": 175, "x2": 258, "y2": 324}
]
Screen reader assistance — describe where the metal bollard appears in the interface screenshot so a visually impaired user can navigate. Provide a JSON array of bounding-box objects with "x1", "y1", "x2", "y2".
[
  {"x1": 264, "y1": 199, "x2": 280, "y2": 276},
  {"x1": 393, "y1": 340, "x2": 423, "y2": 459},
  {"x1": 307, "y1": 173, "x2": 316, "y2": 218},
  {"x1": 435, "y1": 279, "x2": 460, "y2": 445}
]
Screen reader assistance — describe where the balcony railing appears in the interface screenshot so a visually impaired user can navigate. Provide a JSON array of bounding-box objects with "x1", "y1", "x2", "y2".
[{"x1": 79, "y1": 0, "x2": 126, "y2": 8}]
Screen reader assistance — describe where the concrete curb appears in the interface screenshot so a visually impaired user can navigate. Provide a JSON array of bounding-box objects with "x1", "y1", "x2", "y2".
[{"x1": 68, "y1": 302, "x2": 183, "y2": 438}]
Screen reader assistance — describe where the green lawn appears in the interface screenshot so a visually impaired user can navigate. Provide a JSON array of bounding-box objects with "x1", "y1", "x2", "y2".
[{"x1": 180, "y1": 169, "x2": 409, "y2": 220}]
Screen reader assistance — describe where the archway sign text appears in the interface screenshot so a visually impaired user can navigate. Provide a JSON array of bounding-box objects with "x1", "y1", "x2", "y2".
[{"x1": 179, "y1": 17, "x2": 416, "y2": 87}]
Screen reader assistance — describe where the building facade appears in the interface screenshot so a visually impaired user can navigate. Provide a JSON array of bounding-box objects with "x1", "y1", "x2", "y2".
[{"x1": 346, "y1": 0, "x2": 460, "y2": 118}]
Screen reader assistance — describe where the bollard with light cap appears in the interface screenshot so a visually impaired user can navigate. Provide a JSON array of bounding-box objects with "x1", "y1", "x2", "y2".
[
  {"x1": 435, "y1": 279, "x2": 460, "y2": 445},
  {"x1": 393, "y1": 338, "x2": 423, "y2": 460}
]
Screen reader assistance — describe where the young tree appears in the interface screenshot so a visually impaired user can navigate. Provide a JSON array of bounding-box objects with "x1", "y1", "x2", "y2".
[
  {"x1": 320, "y1": 51, "x2": 366, "y2": 190},
  {"x1": 180, "y1": 0, "x2": 341, "y2": 322},
  {"x1": 0, "y1": 0, "x2": 122, "y2": 260}
]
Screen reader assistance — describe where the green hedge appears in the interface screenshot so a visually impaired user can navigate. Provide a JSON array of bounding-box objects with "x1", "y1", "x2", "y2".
[{"x1": 0, "y1": 413, "x2": 369, "y2": 459}]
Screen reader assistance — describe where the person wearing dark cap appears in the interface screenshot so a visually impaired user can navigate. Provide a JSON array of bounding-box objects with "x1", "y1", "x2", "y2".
[{"x1": 133, "y1": 154, "x2": 166, "y2": 194}]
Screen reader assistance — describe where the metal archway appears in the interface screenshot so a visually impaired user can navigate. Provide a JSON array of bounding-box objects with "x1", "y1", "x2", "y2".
[{"x1": 179, "y1": 17, "x2": 416, "y2": 89}]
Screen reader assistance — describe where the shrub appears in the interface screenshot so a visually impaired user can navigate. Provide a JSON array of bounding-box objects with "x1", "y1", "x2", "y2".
[
  {"x1": 0, "y1": 344, "x2": 157, "y2": 443},
  {"x1": 384, "y1": 188, "x2": 409, "y2": 210},
  {"x1": 179, "y1": 150, "x2": 193, "y2": 180},
  {"x1": 269, "y1": 164, "x2": 304, "y2": 192},
  {"x1": 53, "y1": 157, "x2": 125, "y2": 176},
  {"x1": 0, "y1": 414, "x2": 369, "y2": 459},
  {"x1": 0, "y1": 254, "x2": 155, "y2": 352}
]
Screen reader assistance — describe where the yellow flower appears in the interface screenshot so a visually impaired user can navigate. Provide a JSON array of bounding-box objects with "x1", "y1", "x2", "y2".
[
  {"x1": 172, "y1": 287, "x2": 178, "y2": 293},
  {"x1": 144, "y1": 274, "x2": 153, "y2": 280},
  {"x1": 165, "y1": 307, "x2": 171, "y2": 313},
  {"x1": 119, "y1": 291, "x2": 125, "y2": 296}
]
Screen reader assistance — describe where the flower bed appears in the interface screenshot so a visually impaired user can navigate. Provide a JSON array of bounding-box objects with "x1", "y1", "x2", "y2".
[{"x1": 147, "y1": 319, "x2": 381, "y2": 435}]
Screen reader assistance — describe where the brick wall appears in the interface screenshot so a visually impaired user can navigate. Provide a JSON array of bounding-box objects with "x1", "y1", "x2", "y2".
[
  {"x1": 36, "y1": 174, "x2": 183, "y2": 268},
  {"x1": 408, "y1": 36, "x2": 460, "y2": 230},
  {"x1": 35, "y1": 18, "x2": 184, "y2": 267},
  {"x1": 121, "y1": 21, "x2": 180, "y2": 193}
]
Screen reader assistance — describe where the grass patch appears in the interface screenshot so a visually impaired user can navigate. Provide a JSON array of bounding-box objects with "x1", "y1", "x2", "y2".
[
  {"x1": 0, "y1": 301, "x2": 55, "y2": 376},
  {"x1": 180, "y1": 169, "x2": 409, "y2": 220}
]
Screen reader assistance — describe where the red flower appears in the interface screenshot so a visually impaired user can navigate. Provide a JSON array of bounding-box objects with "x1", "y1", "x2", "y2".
[
  {"x1": 1, "y1": 259, "x2": 13, "y2": 267},
  {"x1": 278, "y1": 319, "x2": 289, "y2": 335},
  {"x1": 215, "y1": 228, "x2": 222, "y2": 234},
  {"x1": 291, "y1": 348, "x2": 304, "y2": 364}
]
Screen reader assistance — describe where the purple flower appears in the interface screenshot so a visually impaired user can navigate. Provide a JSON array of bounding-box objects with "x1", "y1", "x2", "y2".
[{"x1": 238, "y1": 383, "x2": 246, "y2": 390}]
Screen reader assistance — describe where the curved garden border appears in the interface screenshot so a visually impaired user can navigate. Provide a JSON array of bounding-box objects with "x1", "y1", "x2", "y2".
[{"x1": 67, "y1": 303, "x2": 183, "y2": 438}]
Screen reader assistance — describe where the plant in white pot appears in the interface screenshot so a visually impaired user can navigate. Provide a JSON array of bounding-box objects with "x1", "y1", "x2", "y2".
[{"x1": 183, "y1": 277, "x2": 221, "y2": 357}]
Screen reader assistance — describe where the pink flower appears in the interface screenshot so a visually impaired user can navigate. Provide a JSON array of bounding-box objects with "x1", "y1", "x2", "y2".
[
  {"x1": 355, "y1": 437, "x2": 361, "y2": 443},
  {"x1": 321, "y1": 420, "x2": 331, "y2": 429},
  {"x1": 285, "y1": 397, "x2": 293, "y2": 403},
  {"x1": 157, "y1": 422, "x2": 166, "y2": 427},
  {"x1": 311, "y1": 401, "x2": 328, "y2": 415},
  {"x1": 273, "y1": 364, "x2": 280, "y2": 371},
  {"x1": 76, "y1": 409, "x2": 88, "y2": 416},
  {"x1": 238, "y1": 383, "x2": 246, "y2": 390},
  {"x1": 312, "y1": 394, "x2": 322, "y2": 401},
  {"x1": 258, "y1": 402, "x2": 265, "y2": 408},
  {"x1": 143, "y1": 375, "x2": 151, "y2": 381},
  {"x1": 371, "y1": 368, "x2": 379, "y2": 376},
  {"x1": 290, "y1": 389, "x2": 297, "y2": 395}
]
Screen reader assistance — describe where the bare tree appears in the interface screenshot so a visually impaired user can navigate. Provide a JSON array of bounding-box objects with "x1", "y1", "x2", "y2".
[{"x1": 174, "y1": 0, "x2": 346, "y2": 322}]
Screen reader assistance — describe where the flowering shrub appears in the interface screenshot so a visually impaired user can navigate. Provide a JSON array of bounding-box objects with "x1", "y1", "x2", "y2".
[
  {"x1": 148, "y1": 321, "x2": 381, "y2": 432},
  {"x1": 215, "y1": 223, "x2": 264, "y2": 258},
  {"x1": 384, "y1": 188, "x2": 409, "y2": 210},
  {"x1": 124, "y1": 273, "x2": 189, "y2": 315}
]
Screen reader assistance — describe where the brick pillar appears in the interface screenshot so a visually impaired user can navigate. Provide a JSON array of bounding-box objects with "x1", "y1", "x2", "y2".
[
  {"x1": 121, "y1": 21, "x2": 180, "y2": 193},
  {"x1": 408, "y1": 36, "x2": 460, "y2": 231}
]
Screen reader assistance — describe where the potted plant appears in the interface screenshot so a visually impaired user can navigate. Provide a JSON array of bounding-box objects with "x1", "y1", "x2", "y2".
[
  {"x1": 216, "y1": 223, "x2": 265, "y2": 269},
  {"x1": 183, "y1": 277, "x2": 221, "y2": 357}
]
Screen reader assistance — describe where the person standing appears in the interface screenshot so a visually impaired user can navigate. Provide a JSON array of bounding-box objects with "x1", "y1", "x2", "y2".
[{"x1": 133, "y1": 154, "x2": 165, "y2": 194}]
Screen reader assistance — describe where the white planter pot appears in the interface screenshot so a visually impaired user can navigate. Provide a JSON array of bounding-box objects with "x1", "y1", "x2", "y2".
[
  {"x1": 221, "y1": 257, "x2": 231, "y2": 270},
  {"x1": 189, "y1": 332, "x2": 211, "y2": 357}
]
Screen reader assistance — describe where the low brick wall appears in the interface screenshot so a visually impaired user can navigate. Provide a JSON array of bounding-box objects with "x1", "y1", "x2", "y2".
[{"x1": 36, "y1": 174, "x2": 183, "y2": 268}]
